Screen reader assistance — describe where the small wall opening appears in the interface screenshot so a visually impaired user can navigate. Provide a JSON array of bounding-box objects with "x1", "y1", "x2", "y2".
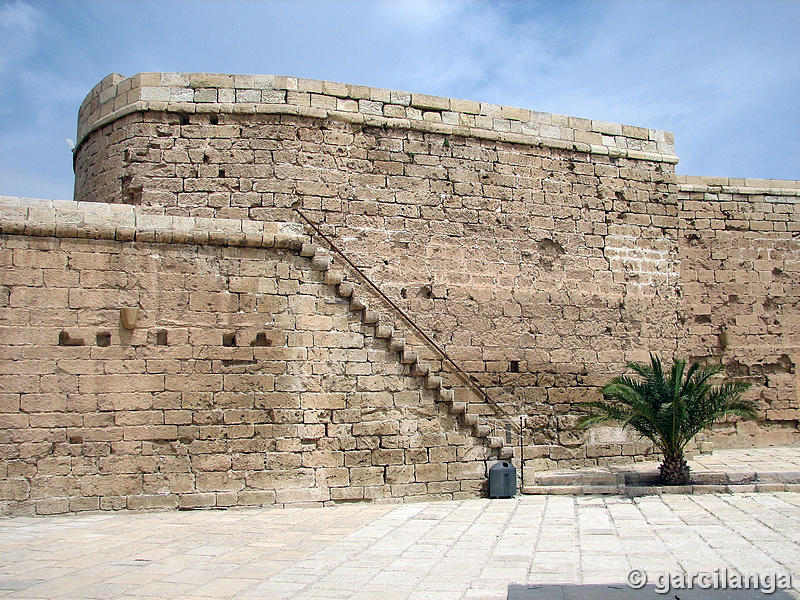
[
  {"x1": 96, "y1": 332, "x2": 111, "y2": 347},
  {"x1": 179, "y1": 114, "x2": 190, "y2": 125},
  {"x1": 250, "y1": 332, "x2": 272, "y2": 347},
  {"x1": 59, "y1": 331, "x2": 85, "y2": 346},
  {"x1": 218, "y1": 168, "x2": 226, "y2": 178},
  {"x1": 209, "y1": 114, "x2": 219, "y2": 125},
  {"x1": 509, "y1": 360, "x2": 520, "y2": 373},
  {"x1": 156, "y1": 330, "x2": 168, "y2": 345},
  {"x1": 222, "y1": 332, "x2": 237, "y2": 347}
]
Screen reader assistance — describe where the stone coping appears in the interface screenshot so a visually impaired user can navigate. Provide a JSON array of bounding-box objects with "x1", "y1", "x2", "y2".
[
  {"x1": 677, "y1": 174, "x2": 800, "y2": 197},
  {"x1": 76, "y1": 72, "x2": 678, "y2": 164},
  {"x1": 0, "y1": 196, "x2": 307, "y2": 248}
]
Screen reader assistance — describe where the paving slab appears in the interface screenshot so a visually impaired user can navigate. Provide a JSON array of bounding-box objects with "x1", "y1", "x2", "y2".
[{"x1": 1, "y1": 492, "x2": 799, "y2": 599}]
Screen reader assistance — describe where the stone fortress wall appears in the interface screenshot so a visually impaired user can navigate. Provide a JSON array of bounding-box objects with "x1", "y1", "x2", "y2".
[{"x1": 0, "y1": 73, "x2": 797, "y2": 515}]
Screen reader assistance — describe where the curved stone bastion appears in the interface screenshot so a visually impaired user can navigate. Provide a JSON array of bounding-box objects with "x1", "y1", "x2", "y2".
[{"x1": 0, "y1": 73, "x2": 797, "y2": 515}]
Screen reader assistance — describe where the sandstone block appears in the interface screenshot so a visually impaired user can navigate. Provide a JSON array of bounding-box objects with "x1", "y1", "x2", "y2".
[{"x1": 415, "y1": 463, "x2": 447, "y2": 482}]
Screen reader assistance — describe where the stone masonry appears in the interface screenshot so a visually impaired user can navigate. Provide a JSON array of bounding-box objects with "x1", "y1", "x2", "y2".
[
  {"x1": 0, "y1": 197, "x2": 510, "y2": 516},
  {"x1": 0, "y1": 73, "x2": 798, "y2": 515}
]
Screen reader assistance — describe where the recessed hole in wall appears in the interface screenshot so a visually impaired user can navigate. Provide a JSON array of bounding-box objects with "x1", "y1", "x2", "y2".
[
  {"x1": 222, "y1": 359, "x2": 257, "y2": 367},
  {"x1": 509, "y1": 360, "x2": 520, "y2": 373},
  {"x1": 156, "y1": 330, "x2": 168, "y2": 345},
  {"x1": 686, "y1": 233, "x2": 701, "y2": 247},
  {"x1": 218, "y1": 169, "x2": 226, "y2": 178},
  {"x1": 59, "y1": 331, "x2": 85, "y2": 346},
  {"x1": 537, "y1": 238, "x2": 565, "y2": 258},
  {"x1": 203, "y1": 154, "x2": 210, "y2": 164},
  {"x1": 222, "y1": 332, "x2": 236, "y2": 347},
  {"x1": 122, "y1": 188, "x2": 142, "y2": 205},
  {"x1": 251, "y1": 332, "x2": 272, "y2": 347},
  {"x1": 209, "y1": 115, "x2": 219, "y2": 125},
  {"x1": 96, "y1": 332, "x2": 111, "y2": 347},
  {"x1": 400, "y1": 287, "x2": 407, "y2": 299},
  {"x1": 120, "y1": 175, "x2": 142, "y2": 205},
  {"x1": 68, "y1": 435, "x2": 83, "y2": 444},
  {"x1": 418, "y1": 285, "x2": 432, "y2": 299},
  {"x1": 718, "y1": 330, "x2": 729, "y2": 350},
  {"x1": 179, "y1": 114, "x2": 190, "y2": 125}
]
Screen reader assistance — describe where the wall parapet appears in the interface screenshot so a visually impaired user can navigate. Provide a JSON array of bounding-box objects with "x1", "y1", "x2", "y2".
[
  {"x1": 77, "y1": 72, "x2": 678, "y2": 164},
  {"x1": 0, "y1": 196, "x2": 306, "y2": 248},
  {"x1": 677, "y1": 175, "x2": 800, "y2": 197}
]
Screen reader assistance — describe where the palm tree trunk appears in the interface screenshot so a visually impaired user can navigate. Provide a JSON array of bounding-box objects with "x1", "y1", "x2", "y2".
[{"x1": 659, "y1": 451, "x2": 690, "y2": 485}]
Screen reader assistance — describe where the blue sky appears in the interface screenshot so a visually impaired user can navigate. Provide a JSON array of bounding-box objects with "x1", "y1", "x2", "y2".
[{"x1": 1, "y1": 0, "x2": 799, "y2": 200}]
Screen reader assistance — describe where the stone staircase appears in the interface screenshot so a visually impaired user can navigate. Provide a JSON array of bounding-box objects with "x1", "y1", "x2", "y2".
[{"x1": 298, "y1": 241, "x2": 515, "y2": 461}]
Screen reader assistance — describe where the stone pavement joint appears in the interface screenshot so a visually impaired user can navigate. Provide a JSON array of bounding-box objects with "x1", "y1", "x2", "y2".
[{"x1": 1, "y1": 491, "x2": 799, "y2": 599}]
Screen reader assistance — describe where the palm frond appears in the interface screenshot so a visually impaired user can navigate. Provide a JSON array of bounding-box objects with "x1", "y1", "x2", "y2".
[{"x1": 579, "y1": 355, "x2": 757, "y2": 458}]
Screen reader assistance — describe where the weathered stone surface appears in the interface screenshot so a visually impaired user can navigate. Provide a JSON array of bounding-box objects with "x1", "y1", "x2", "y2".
[{"x1": 0, "y1": 74, "x2": 797, "y2": 515}]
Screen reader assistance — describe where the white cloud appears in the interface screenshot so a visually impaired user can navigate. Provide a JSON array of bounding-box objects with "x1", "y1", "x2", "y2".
[{"x1": 0, "y1": 0, "x2": 43, "y2": 75}]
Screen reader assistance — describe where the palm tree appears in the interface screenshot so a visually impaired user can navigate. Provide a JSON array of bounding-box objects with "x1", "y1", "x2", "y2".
[{"x1": 578, "y1": 354, "x2": 756, "y2": 485}]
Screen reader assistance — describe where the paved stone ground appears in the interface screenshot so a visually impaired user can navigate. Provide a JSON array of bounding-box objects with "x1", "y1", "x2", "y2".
[{"x1": 1, "y1": 492, "x2": 799, "y2": 599}]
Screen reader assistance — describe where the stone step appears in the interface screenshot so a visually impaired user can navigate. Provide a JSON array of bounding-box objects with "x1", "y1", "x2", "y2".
[
  {"x1": 426, "y1": 375, "x2": 442, "y2": 390},
  {"x1": 349, "y1": 297, "x2": 367, "y2": 311},
  {"x1": 522, "y1": 485, "x2": 583, "y2": 496},
  {"x1": 324, "y1": 270, "x2": 344, "y2": 285},
  {"x1": 311, "y1": 255, "x2": 331, "y2": 270},
  {"x1": 401, "y1": 350, "x2": 418, "y2": 364},
  {"x1": 305, "y1": 244, "x2": 508, "y2": 464},
  {"x1": 582, "y1": 485, "x2": 622, "y2": 495},
  {"x1": 498, "y1": 446, "x2": 514, "y2": 459},
  {"x1": 412, "y1": 363, "x2": 429, "y2": 377},
  {"x1": 474, "y1": 424, "x2": 491, "y2": 437},
  {"x1": 375, "y1": 325, "x2": 393, "y2": 339},
  {"x1": 533, "y1": 472, "x2": 621, "y2": 487}
]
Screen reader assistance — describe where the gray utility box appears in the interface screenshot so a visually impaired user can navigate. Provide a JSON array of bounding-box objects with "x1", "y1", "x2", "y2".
[{"x1": 488, "y1": 461, "x2": 516, "y2": 498}]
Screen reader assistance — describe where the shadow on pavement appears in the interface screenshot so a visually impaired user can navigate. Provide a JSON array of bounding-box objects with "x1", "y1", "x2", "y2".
[{"x1": 507, "y1": 583, "x2": 797, "y2": 599}]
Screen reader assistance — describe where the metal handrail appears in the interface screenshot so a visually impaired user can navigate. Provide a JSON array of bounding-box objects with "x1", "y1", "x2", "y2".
[{"x1": 293, "y1": 206, "x2": 518, "y2": 426}]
